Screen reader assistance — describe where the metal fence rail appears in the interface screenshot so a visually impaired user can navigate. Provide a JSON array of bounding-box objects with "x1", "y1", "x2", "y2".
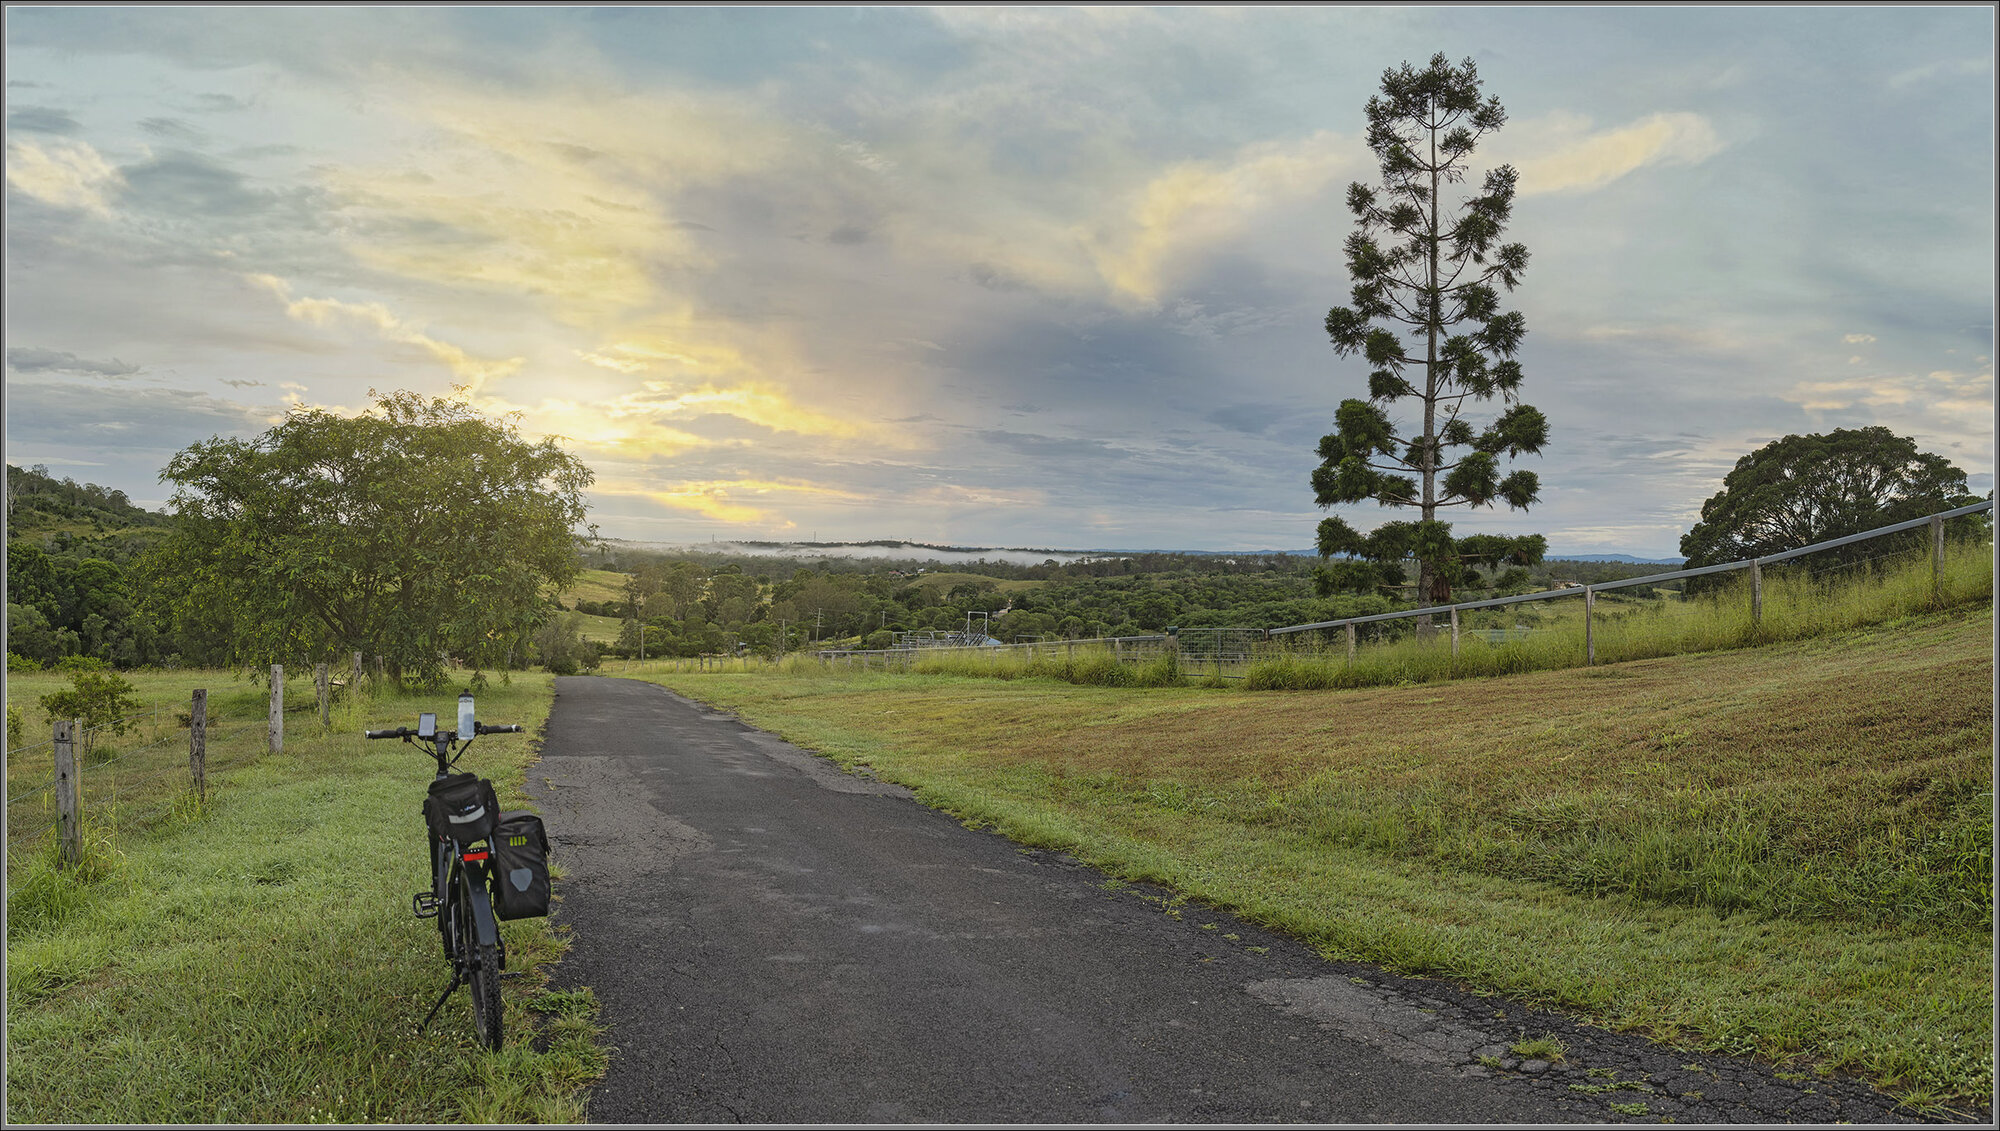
[
  {"x1": 801, "y1": 500, "x2": 1989, "y2": 675},
  {"x1": 1269, "y1": 499, "x2": 1991, "y2": 639},
  {"x1": 817, "y1": 634, "x2": 1176, "y2": 668}
]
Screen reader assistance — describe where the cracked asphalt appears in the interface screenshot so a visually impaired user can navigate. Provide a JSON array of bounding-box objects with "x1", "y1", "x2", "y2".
[{"x1": 529, "y1": 675, "x2": 1980, "y2": 1125}]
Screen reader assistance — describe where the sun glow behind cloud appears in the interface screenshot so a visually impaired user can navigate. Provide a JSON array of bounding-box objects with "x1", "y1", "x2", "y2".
[{"x1": 5, "y1": 6, "x2": 1990, "y2": 551}]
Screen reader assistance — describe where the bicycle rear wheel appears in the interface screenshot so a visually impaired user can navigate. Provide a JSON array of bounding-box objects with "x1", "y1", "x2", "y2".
[{"x1": 455, "y1": 871, "x2": 503, "y2": 1051}]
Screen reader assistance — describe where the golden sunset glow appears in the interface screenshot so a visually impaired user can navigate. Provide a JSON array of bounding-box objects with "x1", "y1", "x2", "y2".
[{"x1": 7, "y1": 7, "x2": 1990, "y2": 554}]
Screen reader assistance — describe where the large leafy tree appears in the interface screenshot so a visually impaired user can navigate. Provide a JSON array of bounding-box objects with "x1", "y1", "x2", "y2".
[
  {"x1": 148, "y1": 390, "x2": 595, "y2": 686},
  {"x1": 1312, "y1": 54, "x2": 1548, "y2": 608},
  {"x1": 1680, "y1": 427, "x2": 1981, "y2": 571}
]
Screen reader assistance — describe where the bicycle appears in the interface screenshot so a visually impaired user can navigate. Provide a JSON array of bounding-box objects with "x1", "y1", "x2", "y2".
[{"x1": 366, "y1": 692, "x2": 547, "y2": 1050}]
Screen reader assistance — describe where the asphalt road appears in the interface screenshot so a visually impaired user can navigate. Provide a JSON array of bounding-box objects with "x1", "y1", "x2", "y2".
[{"x1": 529, "y1": 675, "x2": 1959, "y2": 1125}]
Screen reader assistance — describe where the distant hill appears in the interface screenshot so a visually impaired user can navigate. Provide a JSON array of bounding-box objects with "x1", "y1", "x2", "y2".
[
  {"x1": 594, "y1": 537, "x2": 1685, "y2": 570},
  {"x1": 6, "y1": 463, "x2": 174, "y2": 542},
  {"x1": 1548, "y1": 553, "x2": 1685, "y2": 566}
]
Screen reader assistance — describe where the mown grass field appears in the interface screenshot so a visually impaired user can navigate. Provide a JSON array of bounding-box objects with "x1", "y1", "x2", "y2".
[
  {"x1": 636, "y1": 602, "x2": 1995, "y2": 1111},
  {"x1": 5, "y1": 672, "x2": 605, "y2": 1124},
  {"x1": 896, "y1": 570, "x2": 1045, "y2": 597}
]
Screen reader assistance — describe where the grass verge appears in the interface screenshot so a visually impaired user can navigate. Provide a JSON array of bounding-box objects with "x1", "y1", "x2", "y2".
[
  {"x1": 634, "y1": 604, "x2": 1994, "y2": 1108},
  {"x1": 5, "y1": 672, "x2": 608, "y2": 1123}
]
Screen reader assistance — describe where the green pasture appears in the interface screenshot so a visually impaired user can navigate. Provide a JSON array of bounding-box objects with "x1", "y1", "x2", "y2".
[{"x1": 4, "y1": 672, "x2": 606, "y2": 1124}]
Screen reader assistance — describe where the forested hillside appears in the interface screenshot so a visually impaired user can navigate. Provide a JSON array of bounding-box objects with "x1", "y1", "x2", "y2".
[{"x1": 6, "y1": 465, "x2": 188, "y2": 667}]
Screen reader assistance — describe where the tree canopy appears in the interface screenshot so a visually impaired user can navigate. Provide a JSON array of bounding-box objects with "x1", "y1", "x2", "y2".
[
  {"x1": 149, "y1": 390, "x2": 595, "y2": 685},
  {"x1": 1312, "y1": 53, "x2": 1546, "y2": 606},
  {"x1": 1680, "y1": 427, "x2": 1981, "y2": 571}
]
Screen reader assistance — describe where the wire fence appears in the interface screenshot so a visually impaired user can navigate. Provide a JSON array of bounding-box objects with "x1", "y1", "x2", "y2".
[
  {"x1": 801, "y1": 500, "x2": 1992, "y2": 678},
  {"x1": 5, "y1": 670, "x2": 359, "y2": 871},
  {"x1": 1264, "y1": 499, "x2": 1991, "y2": 648}
]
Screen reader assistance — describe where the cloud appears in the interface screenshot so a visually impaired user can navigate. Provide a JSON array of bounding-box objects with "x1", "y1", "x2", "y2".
[
  {"x1": 1778, "y1": 366, "x2": 1994, "y2": 468},
  {"x1": 1843, "y1": 333, "x2": 1878, "y2": 344},
  {"x1": 1510, "y1": 111, "x2": 1723, "y2": 196},
  {"x1": 119, "y1": 149, "x2": 284, "y2": 216},
  {"x1": 5, "y1": 137, "x2": 122, "y2": 215},
  {"x1": 246, "y1": 274, "x2": 524, "y2": 389},
  {"x1": 139, "y1": 117, "x2": 203, "y2": 141},
  {"x1": 5, "y1": 347, "x2": 140, "y2": 377},
  {"x1": 1081, "y1": 131, "x2": 1356, "y2": 306},
  {"x1": 7, "y1": 106, "x2": 81, "y2": 134},
  {"x1": 1887, "y1": 57, "x2": 1991, "y2": 90},
  {"x1": 595, "y1": 476, "x2": 869, "y2": 525}
]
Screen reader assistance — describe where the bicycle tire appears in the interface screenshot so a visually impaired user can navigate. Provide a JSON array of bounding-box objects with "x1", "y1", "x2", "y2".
[{"x1": 458, "y1": 871, "x2": 504, "y2": 1051}]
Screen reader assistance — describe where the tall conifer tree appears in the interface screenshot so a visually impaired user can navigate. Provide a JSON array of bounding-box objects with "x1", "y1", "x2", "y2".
[{"x1": 1313, "y1": 54, "x2": 1548, "y2": 608}]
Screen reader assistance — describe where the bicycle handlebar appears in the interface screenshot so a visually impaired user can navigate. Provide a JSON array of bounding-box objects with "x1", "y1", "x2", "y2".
[{"x1": 363, "y1": 723, "x2": 521, "y2": 739}]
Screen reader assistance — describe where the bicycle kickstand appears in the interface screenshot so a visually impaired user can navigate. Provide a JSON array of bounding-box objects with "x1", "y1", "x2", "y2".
[{"x1": 416, "y1": 970, "x2": 465, "y2": 1035}]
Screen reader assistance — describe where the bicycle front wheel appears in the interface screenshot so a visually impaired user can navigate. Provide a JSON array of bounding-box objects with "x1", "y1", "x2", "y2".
[{"x1": 453, "y1": 872, "x2": 504, "y2": 1051}]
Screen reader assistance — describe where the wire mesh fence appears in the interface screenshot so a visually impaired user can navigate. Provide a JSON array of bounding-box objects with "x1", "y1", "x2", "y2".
[{"x1": 5, "y1": 671, "x2": 362, "y2": 871}]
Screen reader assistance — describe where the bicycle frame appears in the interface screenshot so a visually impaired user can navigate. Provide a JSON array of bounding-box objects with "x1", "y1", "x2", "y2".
[{"x1": 368, "y1": 705, "x2": 523, "y2": 1048}]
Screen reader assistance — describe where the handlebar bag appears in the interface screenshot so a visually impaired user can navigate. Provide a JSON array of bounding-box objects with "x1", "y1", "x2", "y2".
[
  {"x1": 424, "y1": 773, "x2": 499, "y2": 848},
  {"x1": 491, "y1": 811, "x2": 551, "y2": 920}
]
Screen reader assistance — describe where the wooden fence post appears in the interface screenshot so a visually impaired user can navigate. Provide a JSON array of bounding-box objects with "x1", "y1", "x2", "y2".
[
  {"x1": 1584, "y1": 587, "x2": 1596, "y2": 666},
  {"x1": 1749, "y1": 560, "x2": 1763, "y2": 624},
  {"x1": 269, "y1": 665, "x2": 284, "y2": 754},
  {"x1": 315, "y1": 663, "x2": 330, "y2": 729},
  {"x1": 1345, "y1": 622, "x2": 1356, "y2": 666},
  {"x1": 54, "y1": 719, "x2": 83, "y2": 868},
  {"x1": 1931, "y1": 515, "x2": 1946, "y2": 597},
  {"x1": 351, "y1": 651, "x2": 363, "y2": 695},
  {"x1": 189, "y1": 689, "x2": 208, "y2": 802},
  {"x1": 1450, "y1": 607, "x2": 1461, "y2": 657}
]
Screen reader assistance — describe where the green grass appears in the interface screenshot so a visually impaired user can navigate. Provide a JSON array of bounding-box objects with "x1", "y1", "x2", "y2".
[
  {"x1": 561, "y1": 568, "x2": 633, "y2": 608},
  {"x1": 5, "y1": 671, "x2": 607, "y2": 1123},
  {"x1": 882, "y1": 540, "x2": 1992, "y2": 694},
  {"x1": 634, "y1": 602, "x2": 1994, "y2": 1108},
  {"x1": 897, "y1": 570, "x2": 1046, "y2": 597}
]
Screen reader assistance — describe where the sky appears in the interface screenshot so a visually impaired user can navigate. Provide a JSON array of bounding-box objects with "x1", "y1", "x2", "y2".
[{"x1": 5, "y1": 6, "x2": 1993, "y2": 560}]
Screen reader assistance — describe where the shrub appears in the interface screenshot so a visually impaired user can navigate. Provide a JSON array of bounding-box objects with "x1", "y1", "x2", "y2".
[
  {"x1": 8, "y1": 651, "x2": 44, "y2": 673},
  {"x1": 39, "y1": 667, "x2": 144, "y2": 758}
]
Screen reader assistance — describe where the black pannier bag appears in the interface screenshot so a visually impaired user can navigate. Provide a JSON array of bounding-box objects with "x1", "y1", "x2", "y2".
[
  {"x1": 424, "y1": 773, "x2": 499, "y2": 848},
  {"x1": 491, "y1": 811, "x2": 551, "y2": 920}
]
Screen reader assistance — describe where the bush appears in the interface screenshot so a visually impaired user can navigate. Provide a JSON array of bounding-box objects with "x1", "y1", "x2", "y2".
[
  {"x1": 55, "y1": 655, "x2": 112, "y2": 674},
  {"x1": 8, "y1": 651, "x2": 43, "y2": 673},
  {"x1": 39, "y1": 667, "x2": 144, "y2": 757}
]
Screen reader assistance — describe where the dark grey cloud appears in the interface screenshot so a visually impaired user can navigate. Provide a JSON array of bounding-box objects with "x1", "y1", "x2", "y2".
[
  {"x1": 7, "y1": 105, "x2": 81, "y2": 134},
  {"x1": 139, "y1": 116, "x2": 203, "y2": 141},
  {"x1": 3, "y1": 382, "x2": 277, "y2": 506},
  {"x1": 118, "y1": 149, "x2": 279, "y2": 216},
  {"x1": 194, "y1": 92, "x2": 252, "y2": 113},
  {"x1": 826, "y1": 223, "x2": 870, "y2": 245},
  {"x1": 6, "y1": 347, "x2": 139, "y2": 377},
  {"x1": 1206, "y1": 404, "x2": 1282, "y2": 435}
]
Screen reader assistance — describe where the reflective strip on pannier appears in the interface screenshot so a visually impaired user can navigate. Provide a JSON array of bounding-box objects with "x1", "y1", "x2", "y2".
[
  {"x1": 425, "y1": 773, "x2": 499, "y2": 847},
  {"x1": 491, "y1": 811, "x2": 551, "y2": 920}
]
